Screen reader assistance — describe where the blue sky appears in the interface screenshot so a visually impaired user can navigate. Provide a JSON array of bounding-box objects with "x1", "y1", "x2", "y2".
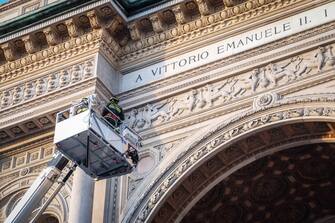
[{"x1": 0, "y1": 0, "x2": 9, "y2": 4}]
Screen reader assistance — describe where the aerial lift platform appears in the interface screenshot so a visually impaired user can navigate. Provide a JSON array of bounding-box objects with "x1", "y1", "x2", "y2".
[{"x1": 5, "y1": 95, "x2": 141, "y2": 223}]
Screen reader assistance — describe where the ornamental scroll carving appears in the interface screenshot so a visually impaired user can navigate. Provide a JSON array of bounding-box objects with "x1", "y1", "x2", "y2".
[
  {"x1": 125, "y1": 45, "x2": 335, "y2": 130},
  {"x1": 131, "y1": 94, "x2": 335, "y2": 223},
  {"x1": 0, "y1": 59, "x2": 95, "y2": 110}
]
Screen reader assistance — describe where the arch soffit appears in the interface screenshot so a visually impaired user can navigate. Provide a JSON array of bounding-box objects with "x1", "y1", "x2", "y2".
[
  {"x1": 124, "y1": 93, "x2": 335, "y2": 223},
  {"x1": 0, "y1": 173, "x2": 71, "y2": 222}
]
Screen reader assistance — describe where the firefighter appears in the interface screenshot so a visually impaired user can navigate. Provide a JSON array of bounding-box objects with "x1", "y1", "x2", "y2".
[
  {"x1": 125, "y1": 145, "x2": 139, "y2": 167},
  {"x1": 102, "y1": 96, "x2": 124, "y2": 128},
  {"x1": 76, "y1": 97, "x2": 89, "y2": 114}
]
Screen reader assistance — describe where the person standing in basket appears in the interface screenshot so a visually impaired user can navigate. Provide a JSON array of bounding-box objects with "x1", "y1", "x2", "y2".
[{"x1": 102, "y1": 96, "x2": 124, "y2": 129}]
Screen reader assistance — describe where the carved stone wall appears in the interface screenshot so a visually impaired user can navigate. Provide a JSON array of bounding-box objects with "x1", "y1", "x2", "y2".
[
  {"x1": 0, "y1": 136, "x2": 72, "y2": 223},
  {"x1": 123, "y1": 42, "x2": 335, "y2": 135},
  {"x1": 0, "y1": 0, "x2": 335, "y2": 223},
  {"x1": 124, "y1": 95, "x2": 335, "y2": 223},
  {"x1": 0, "y1": 58, "x2": 95, "y2": 111}
]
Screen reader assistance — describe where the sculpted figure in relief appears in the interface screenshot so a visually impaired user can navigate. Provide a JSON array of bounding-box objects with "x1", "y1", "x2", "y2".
[
  {"x1": 83, "y1": 61, "x2": 94, "y2": 78},
  {"x1": 314, "y1": 46, "x2": 327, "y2": 71},
  {"x1": 59, "y1": 70, "x2": 70, "y2": 87},
  {"x1": 36, "y1": 79, "x2": 46, "y2": 95},
  {"x1": 47, "y1": 73, "x2": 58, "y2": 91},
  {"x1": 326, "y1": 45, "x2": 335, "y2": 67},
  {"x1": 248, "y1": 55, "x2": 312, "y2": 92},
  {"x1": 264, "y1": 63, "x2": 289, "y2": 87},
  {"x1": 143, "y1": 103, "x2": 169, "y2": 126},
  {"x1": 249, "y1": 68, "x2": 261, "y2": 92},
  {"x1": 126, "y1": 109, "x2": 138, "y2": 129},
  {"x1": 1, "y1": 91, "x2": 11, "y2": 108},
  {"x1": 204, "y1": 84, "x2": 222, "y2": 106},
  {"x1": 168, "y1": 90, "x2": 197, "y2": 118},
  {"x1": 289, "y1": 56, "x2": 311, "y2": 78},
  {"x1": 24, "y1": 82, "x2": 35, "y2": 100},
  {"x1": 219, "y1": 78, "x2": 247, "y2": 101},
  {"x1": 197, "y1": 88, "x2": 207, "y2": 109},
  {"x1": 312, "y1": 46, "x2": 335, "y2": 71},
  {"x1": 12, "y1": 87, "x2": 23, "y2": 104},
  {"x1": 71, "y1": 64, "x2": 82, "y2": 82},
  {"x1": 203, "y1": 80, "x2": 246, "y2": 106}
]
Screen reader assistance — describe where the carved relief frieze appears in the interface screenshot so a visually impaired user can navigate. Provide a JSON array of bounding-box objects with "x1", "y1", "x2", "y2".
[
  {"x1": 120, "y1": 21, "x2": 335, "y2": 103},
  {"x1": 129, "y1": 94, "x2": 335, "y2": 223},
  {"x1": 0, "y1": 58, "x2": 95, "y2": 111},
  {"x1": 124, "y1": 44, "x2": 335, "y2": 131}
]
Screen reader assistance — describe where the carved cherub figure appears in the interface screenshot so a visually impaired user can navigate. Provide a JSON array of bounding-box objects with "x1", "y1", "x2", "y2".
[
  {"x1": 249, "y1": 68, "x2": 260, "y2": 92},
  {"x1": 314, "y1": 46, "x2": 327, "y2": 72}
]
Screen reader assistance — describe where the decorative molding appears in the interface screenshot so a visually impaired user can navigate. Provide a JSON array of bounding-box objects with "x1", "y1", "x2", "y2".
[
  {"x1": 253, "y1": 92, "x2": 282, "y2": 110},
  {"x1": 0, "y1": 30, "x2": 101, "y2": 85},
  {"x1": 123, "y1": 93, "x2": 335, "y2": 223},
  {"x1": 119, "y1": 21, "x2": 335, "y2": 102},
  {"x1": 124, "y1": 44, "x2": 335, "y2": 131},
  {"x1": 0, "y1": 58, "x2": 95, "y2": 111},
  {"x1": 0, "y1": 0, "x2": 322, "y2": 77},
  {"x1": 0, "y1": 146, "x2": 54, "y2": 176},
  {"x1": 118, "y1": 0, "x2": 312, "y2": 65},
  {"x1": 154, "y1": 138, "x2": 186, "y2": 161}
]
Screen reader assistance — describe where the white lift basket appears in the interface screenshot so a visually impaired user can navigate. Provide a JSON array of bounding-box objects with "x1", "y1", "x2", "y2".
[{"x1": 54, "y1": 98, "x2": 141, "y2": 180}]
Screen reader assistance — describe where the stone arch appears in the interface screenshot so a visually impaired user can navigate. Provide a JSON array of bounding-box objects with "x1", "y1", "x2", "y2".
[
  {"x1": 122, "y1": 93, "x2": 335, "y2": 223},
  {"x1": 36, "y1": 212, "x2": 60, "y2": 223},
  {"x1": 0, "y1": 172, "x2": 71, "y2": 222}
]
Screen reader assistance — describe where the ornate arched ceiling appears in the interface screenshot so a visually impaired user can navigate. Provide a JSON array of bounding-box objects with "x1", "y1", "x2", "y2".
[
  {"x1": 182, "y1": 142, "x2": 335, "y2": 223},
  {"x1": 150, "y1": 121, "x2": 335, "y2": 223}
]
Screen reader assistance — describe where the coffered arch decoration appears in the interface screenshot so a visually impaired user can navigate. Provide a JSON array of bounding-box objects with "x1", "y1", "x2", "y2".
[
  {"x1": 122, "y1": 93, "x2": 335, "y2": 223},
  {"x1": 0, "y1": 173, "x2": 71, "y2": 223}
]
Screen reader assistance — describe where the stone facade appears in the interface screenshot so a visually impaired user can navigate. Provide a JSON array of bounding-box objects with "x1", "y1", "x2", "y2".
[{"x1": 0, "y1": 0, "x2": 335, "y2": 222}]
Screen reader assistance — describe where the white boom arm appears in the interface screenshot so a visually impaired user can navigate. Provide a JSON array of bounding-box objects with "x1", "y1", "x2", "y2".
[{"x1": 5, "y1": 152, "x2": 69, "y2": 223}]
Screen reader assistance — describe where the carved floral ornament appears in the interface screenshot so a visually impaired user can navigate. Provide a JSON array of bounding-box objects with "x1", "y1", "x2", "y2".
[
  {"x1": 123, "y1": 93, "x2": 335, "y2": 223},
  {"x1": 0, "y1": 59, "x2": 94, "y2": 110},
  {"x1": 124, "y1": 44, "x2": 335, "y2": 131}
]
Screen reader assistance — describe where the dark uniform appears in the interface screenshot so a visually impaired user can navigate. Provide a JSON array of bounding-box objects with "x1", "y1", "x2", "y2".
[
  {"x1": 102, "y1": 97, "x2": 124, "y2": 128},
  {"x1": 126, "y1": 145, "x2": 139, "y2": 167}
]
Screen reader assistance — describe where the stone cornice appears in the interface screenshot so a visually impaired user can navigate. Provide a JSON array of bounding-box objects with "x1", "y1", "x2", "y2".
[
  {"x1": 117, "y1": 0, "x2": 325, "y2": 69},
  {"x1": 1, "y1": 0, "x2": 327, "y2": 83},
  {"x1": 0, "y1": 0, "x2": 110, "y2": 43},
  {"x1": 0, "y1": 30, "x2": 102, "y2": 85}
]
